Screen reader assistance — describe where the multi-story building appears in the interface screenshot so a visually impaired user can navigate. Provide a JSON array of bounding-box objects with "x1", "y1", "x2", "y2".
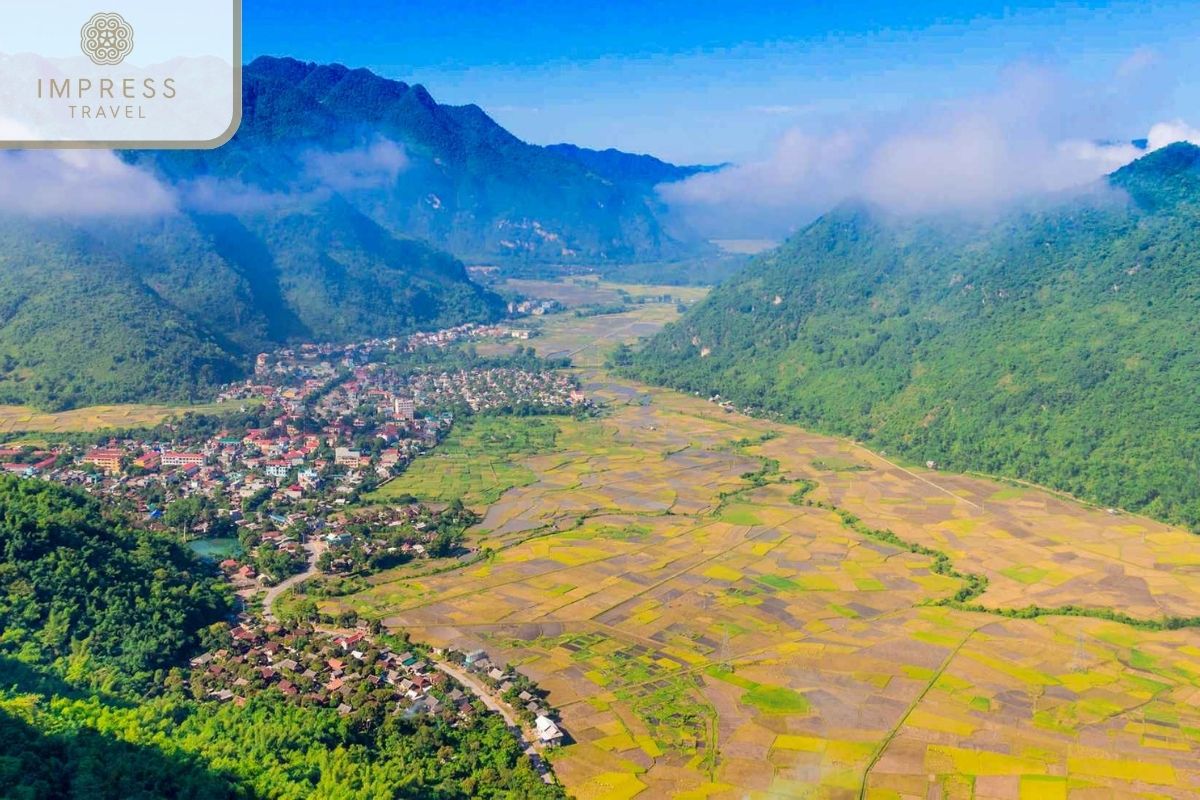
[
  {"x1": 264, "y1": 461, "x2": 291, "y2": 479},
  {"x1": 161, "y1": 451, "x2": 205, "y2": 468},
  {"x1": 83, "y1": 447, "x2": 124, "y2": 473},
  {"x1": 393, "y1": 397, "x2": 415, "y2": 421}
]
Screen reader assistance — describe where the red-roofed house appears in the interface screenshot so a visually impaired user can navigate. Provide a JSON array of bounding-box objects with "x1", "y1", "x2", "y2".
[
  {"x1": 335, "y1": 632, "x2": 366, "y2": 651},
  {"x1": 133, "y1": 451, "x2": 161, "y2": 470}
]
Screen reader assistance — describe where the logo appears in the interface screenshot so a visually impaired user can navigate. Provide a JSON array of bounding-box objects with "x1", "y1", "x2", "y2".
[
  {"x1": 80, "y1": 12, "x2": 134, "y2": 66},
  {"x1": 3, "y1": 0, "x2": 240, "y2": 148}
]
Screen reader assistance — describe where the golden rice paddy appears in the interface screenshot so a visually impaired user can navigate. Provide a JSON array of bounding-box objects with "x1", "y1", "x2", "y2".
[{"x1": 326, "y1": 318, "x2": 1200, "y2": 798}]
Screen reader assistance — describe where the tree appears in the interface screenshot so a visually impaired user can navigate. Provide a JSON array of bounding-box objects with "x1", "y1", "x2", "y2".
[
  {"x1": 607, "y1": 342, "x2": 634, "y2": 367},
  {"x1": 162, "y1": 496, "x2": 208, "y2": 537}
]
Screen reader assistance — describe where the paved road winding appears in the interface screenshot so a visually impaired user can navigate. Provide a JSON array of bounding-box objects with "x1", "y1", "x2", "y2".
[
  {"x1": 261, "y1": 539, "x2": 325, "y2": 623},
  {"x1": 435, "y1": 661, "x2": 554, "y2": 783}
]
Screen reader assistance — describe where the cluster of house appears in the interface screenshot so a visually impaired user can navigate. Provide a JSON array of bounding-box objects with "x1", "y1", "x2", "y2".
[
  {"x1": 213, "y1": 510, "x2": 316, "y2": 586},
  {"x1": 301, "y1": 363, "x2": 586, "y2": 425},
  {"x1": 317, "y1": 502, "x2": 479, "y2": 574},
  {"x1": 507, "y1": 298, "x2": 564, "y2": 317},
  {"x1": 191, "y1": 622, "x2": 475, "y2": 719},
  {"x1": 13, "y1": 378, "x2": 430, "y2": 513},
  {"x1": 58, "y1": 410, "x2": 374, "y2": 508},
  {"x1": 369, "y1": 366, "x2": 588, "y2": 415},
  {"x1": 9, "y1": 315, "x2": 587, "y2": 491},
  {"x1": 461, "y1": 648, "x2": 564, "y2": 746},
  {"x1": 3, "y1": 323, "x2": 586, "y2": 592},
  {"x1": 10, "y1": 440, "x2": 227, "y2": 497},
  {"x1": 309, "y1": 371, "x2": 452, "y2": 464},
  {"x1": 0, "y1": 404, "x2": 443, "y2": 587},
  {"x1": 233, "y1": 323, "x2": 516, "y2": 387}
]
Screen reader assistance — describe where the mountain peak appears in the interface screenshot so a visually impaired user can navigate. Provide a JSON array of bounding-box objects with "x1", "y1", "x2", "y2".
[
  {"x1": 545, "y1": 142, "x2": 714, "y2": 186},
  {"x1": 1113, "y1": 141, "x2": 1200, "y2": 179},
  {"x1": 1110, "y1": 141, "x2": 1200, "y2": 210},
  {"x1": 140, "y1": 58, "x2": 707, "y2": 263},
  {"x1": 409, "y1": 84, "x2": 437, "y2": 107}
]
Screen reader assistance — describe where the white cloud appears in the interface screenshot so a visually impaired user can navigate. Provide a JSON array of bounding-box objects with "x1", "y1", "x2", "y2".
[
  {"x1": 0, "y1": 150, "x2": 175, "y2": 218},
  {"x1": 0, "y1": 132, "x2": 411, "y2": 220},
  {"x1": 176, "y1": 138, "x2": 411, "y2": 214},
  {"x1": 1056, "y1": 139, "x2": 1142, "y2": 174},
  {"x1": 660, "y1": 62, "x2": 1197, "y2": 237},
  {"x1": 1146, "y1": 120, "x2": 1200, "y2": 151},
  {"x1": 301, "y1": 138, "x2": 409, "y2": 191},
  {"x1": 177, "y1": 176, "x2": 305, "y2": 214}
]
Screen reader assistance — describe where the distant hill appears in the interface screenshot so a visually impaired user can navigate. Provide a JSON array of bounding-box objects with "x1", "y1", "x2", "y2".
[
  {"x1": 544, "y1": 143, "x2": 719, "y2": 187},
  {"x1": 136, "y1": 57, "x2": 709, "y2": 265},
  {"x1": 627, "y1": 143, "x2": 1200, "y2": 528}
]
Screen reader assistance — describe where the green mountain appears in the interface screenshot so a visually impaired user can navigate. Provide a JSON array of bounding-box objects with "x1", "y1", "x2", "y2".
[
  {"x1": 0, "y1": 57, "x2": 716, "y2": 411},
  {"x1": 0, "y1": 475, "x2": 228, "y2": 688},
  {"x1": 0, "y1": 217, "x2": 242, "y2": 410},
  {"x1": 0, "y1": 198, "x2": 502, "y2": 410},
  {"x1": 138, "y1": 56, "x2": 709, "y2": 264},
  {"x1": 627, "y1": 143, "x2": 1200, "y2": 528}
]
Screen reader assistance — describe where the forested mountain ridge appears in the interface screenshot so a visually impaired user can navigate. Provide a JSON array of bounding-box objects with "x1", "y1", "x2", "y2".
[
  {"x1": 544, "y1": 142, "x2": 719, "y2": 187},
  {"x1": 626, "y1": 142, "x2": 1200, "y2": 528},
  {"x1": 0, "y1": 56, "x2": 714, "y2": 411},
  {"x1": 0, "y1": 201, "x2": 502, "y2": 410},
  {"x1": 136, "y1": 56, "x2": 709, "y2": 265}
]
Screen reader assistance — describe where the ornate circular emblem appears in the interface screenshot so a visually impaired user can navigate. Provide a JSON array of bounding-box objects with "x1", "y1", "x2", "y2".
[{"x1": 80, "y1": 12, "x2": 134, "y2": 66}]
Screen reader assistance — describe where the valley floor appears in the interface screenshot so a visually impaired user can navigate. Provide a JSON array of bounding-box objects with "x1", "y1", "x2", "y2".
[
  {"x1": 311, "y1": 364, "x2": 1200, "y2": 799},
  {"x1": 25, "y1": 283, "x2": 1196, "y2": 799}
]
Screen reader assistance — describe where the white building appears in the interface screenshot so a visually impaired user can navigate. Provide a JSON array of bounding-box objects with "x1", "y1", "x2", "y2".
[
  {"x1": 393, "y1": 397, "x2": 415, "y2": 421},
  {"x1": 534, "y1": 715, "x2": 564, "y2": 745}
]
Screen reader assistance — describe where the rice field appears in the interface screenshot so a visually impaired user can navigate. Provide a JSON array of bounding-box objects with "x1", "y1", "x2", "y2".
[
  {"x1": 498, "y1": 277, "x2": 709, "y2": 309},
  {"x1": 327, "y1": 373, "x2": 1200, "y2": 799},
  {"x1": 369, "y1": 416, "x2": 562, "y2": 506},
  {"x1": 477, "y1": 301, "x2": 687, "y2": 368},
  {"x1": 0, "y1": 398, "x2": 258, "y2": 436}
]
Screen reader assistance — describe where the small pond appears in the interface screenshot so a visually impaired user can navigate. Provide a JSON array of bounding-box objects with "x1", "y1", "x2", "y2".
[{"x1": 187, "y1": 538, "x2": 244, "y2": 560}]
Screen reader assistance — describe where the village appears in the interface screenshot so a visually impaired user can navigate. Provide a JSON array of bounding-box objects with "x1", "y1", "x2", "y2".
[
  {"x1": 0, "y1": 319, "x2": 584, "y2": 766},
  {"x1": 0, "y1": 320, "x2": 587, "y2": 584},
  {"x1": 189, "y1": 617, "x2": 565, "y2": 780}
]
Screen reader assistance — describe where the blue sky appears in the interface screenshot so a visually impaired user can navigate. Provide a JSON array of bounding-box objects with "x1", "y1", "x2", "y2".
[{"x1": 244, "y1": 1, "x2": 1200, "y2": 165}]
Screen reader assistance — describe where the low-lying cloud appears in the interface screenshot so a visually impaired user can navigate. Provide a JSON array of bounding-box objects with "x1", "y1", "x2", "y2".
[
  {"x1": 0, "y1": 137, "x2": 411, "y2": 220},
  {"x1": 177, "y1": 176, "x2": 304, "y2": 215},
  {"x1": 662, "y1": 61, "x2": 1199, "y2": 237},
  {"x1": 1146, "y1": 120, "x2": 1200, "y2": 151},
  {"x1": 301, "y1": 138, "x2": 409, "y2": 191},
  {"x1": 177, "y1": 138, "x2": 410, "y2": 214},
  {"x1": 0, "y1": 150, "x2": 176, "y2": 217}
]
